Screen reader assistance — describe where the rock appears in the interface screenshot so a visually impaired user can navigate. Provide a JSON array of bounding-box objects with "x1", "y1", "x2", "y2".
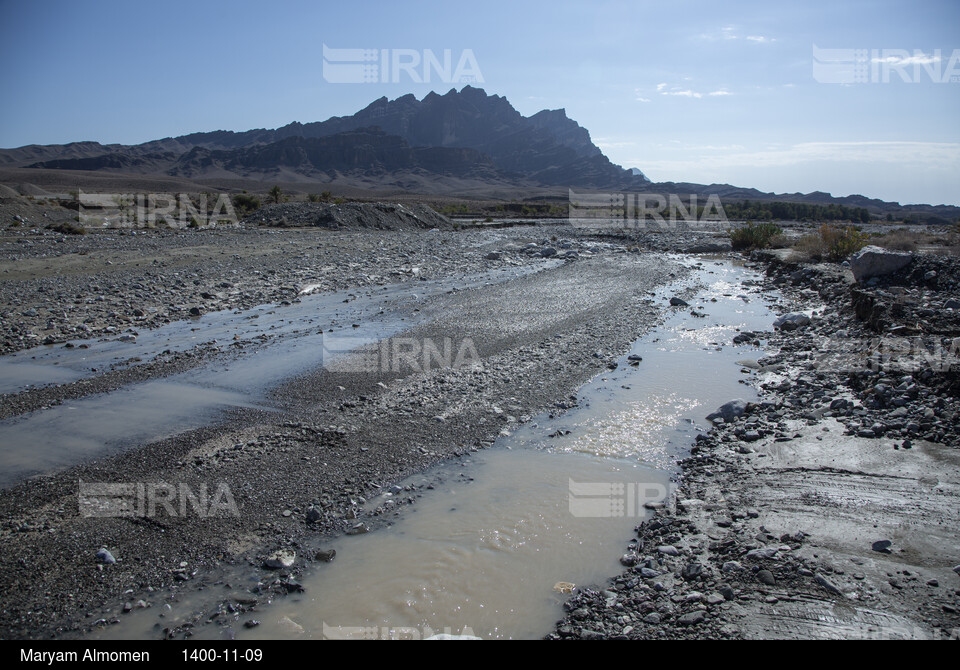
[
  {"x1": 756, "y1": 569, "x2": 776, "y2": 586},
  {"x1": 425, "y1": 633, "x2": 483, "y2": 640},
  {"x1": 743, "y1": 430, "x2": 761, "y2": 442},
  {"x1": 681, "y1": 563, "x2": 704, "y2": 581},
  {"x1": 305, "y1": 508, "x2": 322, "y2": 523},
  {"x1": 263, "y1": 549, "x2": 296, "y2": 570},
  {"x1": 484, "y1": 252, "x2": 501, "y2": 261},
  {"x1": 746, "y1": 548, "x2": 779, "y2": 560},
  {"x1": 657, "y1": 545, "x2": 680, "y2": 556},
  {"x1": 96, "y1": 548, "x2": 116, "y2": 564},
  {"x1": 871, "y1": 540, "x2": 893, "y2": 554},
  {"x1": 721, "y1": 561, "x2": 743, "y2": 573},
  {"x1": 773, "y1": 313, "x2": 811, "y2": 331},
  {"x1": 815, "y1": 574, "x2": 843, "y2": 595},
  {"x1": 706, "y1": 593, "x2": 725, "y2": 605},
  {"x1": 642, "y1": 612, "x2": 661, "y2": 624},
  {"x1": 620, "y1": 553, "x2": 640, "y2": 567},
  {"x1": 953, "y1": 565, "x2": 960, "y2": 575},
  {"x1": 346, "y1": 522, "x2": 369, "y2": 535},
  {"x1": 945, "y1": 299, "x2": 960, "y2": 310},
  {"x1": 670, "y1": 297, "x2": 689, "y2": 307},
  {"x1": 677, "y1": 611, "x2": 706, "y2": 626},
  {"x1": 540, "y1": 247, "x2": 558, "y2": 258},
  {"x1": 244, "y1": 620, "x2": 261, "y2": 628},
  {"x1": 188, "y1": 306, "x2": 202, "y2": 316},
  {"x1": 314, "y1": 549, "x2": 336, "y2": 562},
  {"x1": 706, "y1": 399, "x2": 748, "y2": 423},
  {"x1": 640, "y1": 567, "x2": 661, "y2": 579},
  {"x1": 849, "y1": 246, "x2": 913, "y2": 282}
]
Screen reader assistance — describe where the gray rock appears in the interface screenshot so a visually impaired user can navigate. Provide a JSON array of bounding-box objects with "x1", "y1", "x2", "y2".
[
  {"x1": 483, "y1": 252, "x2": 501, "y2": 261},
  {"x1": 756, "y1": 569, "x2": 776, "y2": 586},
  {"x1": 871, "y1": 540, "x2": 892, "y2": 554},
  {"x1": 815, "y1": 574, "x2": 843, "y2": 595},
  {"x1": 643, "y1": 612, "x2": 661, "y2": 624},
  {"x1": 96, "y1": 548, "x2": 116, "y2": 564},
  {"x1": 722, "y1": 561, "x2": 743, "y2": 573},
  {"x1": 640, "y1": 567, "x2": 661, "y2": 579},
  {"x1": 657, "y1": 545, "x2": 680, "y2": 556},
  {"x1": 743, "y1": 430, "x2": 761, "y2": 442},
  {"x1": 773, "y1": 313, "x2": 811, "y2": 331},
  {"x1": 263, "y1": 549, "x2": 296, "y2": 570},
  {"x1": 849, "y1": 245, "x2": 913, "y2": 282},
  {"x1": 677, "y1": 611, "x2": 706, "y2": 626},
  {"x1": 305, "y1": 508, "x2": 322, "y2": 523},
  {"x1": 945, "y1": 299, "x2": 960, "y2": 310},
  {"x1": 707, "y1": 399, "x2": 748, "y2": 423},
  {"x1": 314, "y1": 549, "x2": 336, "y2": 562},
  {"x1": 670, "y1": 297, "x2": 689, "y2": 307}
]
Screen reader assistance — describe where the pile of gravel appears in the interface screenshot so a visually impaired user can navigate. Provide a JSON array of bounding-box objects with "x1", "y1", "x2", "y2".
[{"x1": 245, "y1": 202, "x2": 453, "y2": 230}]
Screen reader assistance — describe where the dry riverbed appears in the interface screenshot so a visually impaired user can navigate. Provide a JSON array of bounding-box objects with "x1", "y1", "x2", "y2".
[{"x1": 1, "y1": 203, "x2": 957, "y2": 640}]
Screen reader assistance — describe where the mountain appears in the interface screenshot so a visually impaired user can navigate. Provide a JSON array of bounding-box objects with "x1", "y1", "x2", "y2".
[
  {"x1": 1, "y1": 87, "x2": 957, "y2": 216},
  {"x1": 8, "y1": 87, "x2": 644, "y2": 190}
]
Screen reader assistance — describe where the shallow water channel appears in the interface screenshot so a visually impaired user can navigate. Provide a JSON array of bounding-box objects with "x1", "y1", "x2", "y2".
[{"x1": 90, "y1": 258, "x2": 779, "y2": 640}]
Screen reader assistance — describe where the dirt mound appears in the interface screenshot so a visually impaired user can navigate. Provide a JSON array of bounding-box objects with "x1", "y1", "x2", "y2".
[
  {"x1": 0, "y1": 185, "x2": 20, "y2": 199},
  {"x1": 243, "y1": 202, "x2": 452, "y2": 230},
  {"x1": 15, "y1": 183, "x2": 54, "y2": 196}
]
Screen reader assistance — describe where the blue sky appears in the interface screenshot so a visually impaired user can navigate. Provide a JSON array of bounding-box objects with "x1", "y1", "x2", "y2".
[{"x1": 1, "y1": 0, "x2": 958, "y2": 205}]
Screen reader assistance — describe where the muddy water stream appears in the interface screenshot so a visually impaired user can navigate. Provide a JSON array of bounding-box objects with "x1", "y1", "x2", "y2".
[
  {"x1": 0, "y1": 262, "x2": 557, "y2": 487},
  {"x1": 90, "y1": 258, "x2": 779, "y2": 640}
]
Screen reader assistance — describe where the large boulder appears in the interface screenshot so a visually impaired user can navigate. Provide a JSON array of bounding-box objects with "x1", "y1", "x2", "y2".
[
  {"x1": 849, "y1": 245, "x2": 913, "y2": 282},
  {"x1": 706, "y1": 399, "x2": 749, "y2": 423}
]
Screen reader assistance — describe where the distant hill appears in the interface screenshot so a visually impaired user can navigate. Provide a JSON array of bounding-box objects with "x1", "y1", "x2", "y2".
[{"x1": 1, "y1": 87, "x2": 957, "y2": 217}]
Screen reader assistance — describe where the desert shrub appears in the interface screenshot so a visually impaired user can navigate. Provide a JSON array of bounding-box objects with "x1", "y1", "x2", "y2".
[
  {"x1": 729, "y1": 221, "x2": 782, "y2": 250},
  {"x1": 819, "y1": 224, "x2": 869, "y2": 261},
  {"x1": 307, "y1": 193, "x2": 320, "y2": 203},
  {"x1": 232, "y1": 193, "x2": 261, "y2": 215},
  {"x1": 792, "y1": 224, "x2": 869, "y2": 261}
]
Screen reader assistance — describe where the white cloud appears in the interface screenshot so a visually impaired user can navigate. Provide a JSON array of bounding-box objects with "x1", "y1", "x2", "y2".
[
  {"x1": 633, "y1": 141, "x2": 960, "y2": 172},
  {"x1": 708, "y1": 89, "x2": 733, "y2": 96}
]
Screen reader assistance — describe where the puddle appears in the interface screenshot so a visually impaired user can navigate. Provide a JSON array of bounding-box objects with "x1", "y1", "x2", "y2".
[
  {"x1": 88, "y1": 259, "x2": 781, "y2": 640},
  {"x1": 0, "y1": 262, "x2": 559, "y2": 488}
]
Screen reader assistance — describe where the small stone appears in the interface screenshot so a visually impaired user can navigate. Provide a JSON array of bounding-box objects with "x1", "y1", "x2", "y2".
[
  {"x1": 756, "y1": 569, "x2": 776, "y2": 586},
  {"x1": 263, "y1": 549, "x2": 296, "y2": 570},
  {"x1": 872, "y1": 540, "x2": 893, "y2": 554},
  {"x1": 314, "y1": 549, "x2": 336, "y2": 563},
  {"x1": 677, "y1": 611, "x2": 706, "y2": 626},
  {"x1": 643, "y1": 613, "x2": 661, "y2": 624},
  {"x1": 96, "y1": 548, "x2": 116, "y2": 564},
  {"x1": 657, "y1": 545, "x2": 680, "y2": 556},
  {"x1": 815, "y1": 574, "x2": 843, "y2": 595}
]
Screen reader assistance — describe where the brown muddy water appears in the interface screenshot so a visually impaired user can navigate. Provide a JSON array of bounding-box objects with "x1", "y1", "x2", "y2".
[{"x1": 89, "y1": 258, "x2": 781, "y2": 640}]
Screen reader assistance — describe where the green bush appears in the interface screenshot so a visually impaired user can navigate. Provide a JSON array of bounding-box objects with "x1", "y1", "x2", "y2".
[
  {"x1": 819, "y1": 224, "x2": 869, "y2": 261},
  {"x1": 729, "y1": 221, "x2": 782, "y2": 250},
  {"x1": 232, "y1": 193, "x2": 261, "y2": 215}
]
